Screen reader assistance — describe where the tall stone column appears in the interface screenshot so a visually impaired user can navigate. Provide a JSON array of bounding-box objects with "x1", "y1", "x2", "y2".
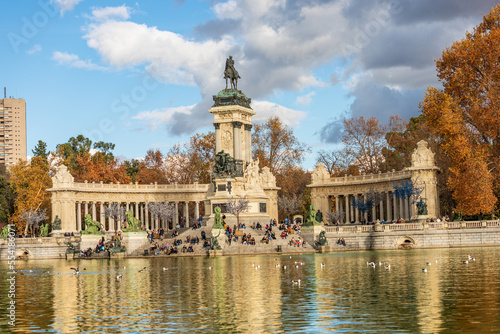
[
  {"x1": 145, "y1": 203, "x2": 149, "y2": 229},
  {"x1": 335, "y1": 195, "x2": 339, "y2": 212},
  {"x1": 233, "y1": 121, "x2": 242, "y2": 160},
  {"x1": 245, "y1": 124, "x2": 252, "y2": 162},
  {"x1": 92, "y1": 203, "x2": 96, "y2": 221},
  {"x1": 350, "y1": 197, "x2": 354, "y2": 224},
  {"x1": 174, "y1": 202, "x2": 179, "y2": 226},
  {"x1": 195, "y1": 202, "x2": 200, "y2": 221},
  {"x1": 77, "y1": 202, "x2": 82, "y2": 231},
  {"x1": 345, "y1": 195, "x2": 350, "y2": 223},
  {"x1": 399, "y1": 197, "x2": 404, "y2": 220},
  {"x1": 84, "y1": 202, "x2": 88, "y2": 217},
  {"x1": 355, "y1": 195, "x2": 359, "y2": 223},
  {"x1": 387, "y1": 192, "x2": 392, "y2": 222},
  {"x1": 135, "y1": 202, "x2": 139, "y2": 220},
  {"x1": 214, "y1": 123, "x2": 221, "y2": 153},
  {"x1": 126, "y1": 203, "x2": 129, "y2": 212},
  {"x1": 140, "y1": 204, "x2": 144, "y2": 227},
  {"x1": 404, "y1": 197, "x2": 409, "y2": 221},
  {"x1": 183, "y1": 202, "x2": 189, "y2": 225},
  {"x1": 393, "y1": 195, "x2": 398, "y2": 221},
  {"x1": 371, "y1": 203, "x2": 376, "y2": 223},
  {"x1": 364, "y1": 194, "x2": 368, "y2": 222},
  {"x1": 379, "y1": 196, "x2": 384, "y2": 221},
  {"x1": 100, "y1": 203, "x2": 105, "y2": 231}
]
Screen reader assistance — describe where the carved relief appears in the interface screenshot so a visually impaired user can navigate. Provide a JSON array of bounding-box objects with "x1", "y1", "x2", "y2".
[
  {"x1": 244, "y1": 159, "x2": 263, "y2": 191},
  {"x1": 260, "y1": 166, "x2": 277, "y2": 188}
]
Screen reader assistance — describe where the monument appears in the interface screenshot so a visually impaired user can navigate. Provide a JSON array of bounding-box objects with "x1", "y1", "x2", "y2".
[{"x1": 205, "y1": 56, "x2": 279, "y2": 237}]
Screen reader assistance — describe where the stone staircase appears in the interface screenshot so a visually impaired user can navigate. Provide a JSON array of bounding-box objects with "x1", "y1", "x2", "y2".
[{"x1": 128, "y1": 225, "x2": 316, "y2": 257}]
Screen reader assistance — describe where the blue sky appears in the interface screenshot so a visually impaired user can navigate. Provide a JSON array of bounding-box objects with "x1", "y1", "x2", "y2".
[{"x1": 1, "y1": 0, "x2": 498, "y2": 169}]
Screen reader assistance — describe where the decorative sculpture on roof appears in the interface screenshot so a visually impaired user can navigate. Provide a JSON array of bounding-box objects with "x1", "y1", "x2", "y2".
[
  {"x1": 411, "y1": 140, "x2": 435, "y2": 168},
  {"x1": 52, "y1": 165, "x2": 74, "y2": 187},
  {"x1": 311, "y1": 163, "x2": 330, "y2": 184}
]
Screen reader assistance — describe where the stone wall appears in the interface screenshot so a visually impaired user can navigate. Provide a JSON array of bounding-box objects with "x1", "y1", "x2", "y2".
[
  {"x1": 0, "y1": 236, "x2": 79, "y2": 260},
  {"x1": 324, "y1": 222, "x2": 500, "y2": 250}
]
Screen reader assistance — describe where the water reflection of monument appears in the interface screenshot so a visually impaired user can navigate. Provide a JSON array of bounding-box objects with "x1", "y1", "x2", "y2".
[{"x1": 204, "y1": 56, "x2": 279, "y2": 226}]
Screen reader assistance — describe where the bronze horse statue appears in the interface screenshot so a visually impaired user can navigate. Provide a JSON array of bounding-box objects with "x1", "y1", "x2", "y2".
[{"x1": 224, "y1": 56, "x2": 241, "y2": 90}]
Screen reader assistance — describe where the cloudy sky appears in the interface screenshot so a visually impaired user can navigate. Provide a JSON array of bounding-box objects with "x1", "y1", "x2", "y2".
[{"x1": 2, "y1": 0, "x2": 498, "y2": 168}]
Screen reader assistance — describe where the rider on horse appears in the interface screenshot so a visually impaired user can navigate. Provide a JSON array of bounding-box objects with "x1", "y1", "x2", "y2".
[{"x1": 224, "y1": 56, "x2": 241, "y2": 90}]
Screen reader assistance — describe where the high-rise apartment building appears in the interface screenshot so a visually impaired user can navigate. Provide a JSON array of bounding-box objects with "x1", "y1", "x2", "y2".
[{"x1": 0, "y1": 97, "x2": 27, "y2": 165}]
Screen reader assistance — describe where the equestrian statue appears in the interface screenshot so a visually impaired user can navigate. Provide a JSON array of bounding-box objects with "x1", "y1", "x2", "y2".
[{"x1": 224, "y1": 55, "x2": 241, "y2": 90}]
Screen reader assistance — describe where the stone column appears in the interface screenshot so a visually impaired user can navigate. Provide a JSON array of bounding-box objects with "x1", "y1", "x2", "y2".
[
  {"x1": 145, "y1": 203, "x2": 149, "y2": 229},
  {"x1": 99, "y1": 202, "x2": 107, "y2": 232},
  {"x1": 364, "y1": 194, "x2": 368, "y2": 222},
  {"x1": 345, "y1": 195, "x2": 350, "y2": 223},
  {"x1": 92, "y1": 203, "x2": 96, "y2": 221},
  {"x1": 233, "y1": 121, "x2": 242, "y2": 159},
  {"x1": 135, "y1": 202, "x2": 139, "y2": 220},
  {"x1": 404, "y1": 197, "x2": 409, "y2": 221},
  {"x1": 183, "y1": 202, "x2": 189, "y2": 225},
  {"x1": 335, "y1": 195, "x2": 339, "y2": 212},
  {"x1": 393, "y1": 195, "x2": 398, "y2": 221},
  {"x1": 399, "y1": 197, "x2": 404, "y2": 220},
  {"x1": 355, "y1": 195, "x2": 359, "y2": 223},
  {"x1": 371, "y1": 203, "x2": 376, "y2": 223},
  {"x1": 195, "y1": 202, "x2": 200, "y2": 221},
  {"x1": 386, "y1": 192, "x2": 392, "y2": 222},
  {"x1": 245, "y1": 124, "x2": 252, "y2": 162},
  {"x1": 84, "y1": 202, "x2": 88, "y2": 217},
  {"x1": 126, "y1": 203, "x2": 129, "y2": 212},
  {"x1": 140, "y1": 204, "x2": 144, "y2": 226},
  {"x1": 214, "y1": 123, "x2": 221, "y2": 153},
  {"x1": 77, "y1": 202, "x2": 82, "y2": 231},
  {"x1": 350, "y1": 197, "x2": 354, "y2": 224},
  {"x1": 174, "y1": 202, "x2": 179, "y2": 226},
  {"x1": 379, "y1": 196, "x2": 384, "y2": 221}
]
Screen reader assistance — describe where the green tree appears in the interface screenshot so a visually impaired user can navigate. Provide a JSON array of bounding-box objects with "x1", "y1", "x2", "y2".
[
  {"x1": 0, "y1": 165, "x2": 15, "y2": 223},
  {"x1": 32, "y1": 140, "x2": 49, "y2": 163}
]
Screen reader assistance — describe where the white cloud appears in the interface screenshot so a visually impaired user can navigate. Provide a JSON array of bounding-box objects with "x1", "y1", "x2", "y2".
[
  {"x1": 91, "y1": 5, "x2": 131, "y2": 22},
  {"x1": 251, "y1": 100, "x2": 306, "y2": 126},
  {"x1": 84, "y1": 21, "x2": 233, "y2": 93},
  {"x1": 26, "y1": 44, "x2": 42, "y2": 55},
  {"x1": 132, "y1": 105, "x2": 195, "y2": 130},
  {"x1": 51, "y1": 0, "x2": 83, "y2": 15},
  {"x1": 295, "y1": 91, "x2": 316, "y2": 106},
  {"x1": 52, "y1": 51, "x2": 107, "y2": 70},
  {"x1": 213, "y1": 1, "x2": 242, "y2": 20}
]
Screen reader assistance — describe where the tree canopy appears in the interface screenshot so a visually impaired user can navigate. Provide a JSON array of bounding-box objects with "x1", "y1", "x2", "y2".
[{"x1": 420, "y1": 5, "x2": 500, "y2": 215}]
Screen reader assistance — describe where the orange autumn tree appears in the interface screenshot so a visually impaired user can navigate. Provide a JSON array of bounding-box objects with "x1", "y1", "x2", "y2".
[
  {"x1": 420, "y1": 5, "x2": 500, "y2": 215},
  {"x1": 252, "y1": 116, "x2": 310, "y2": 174},
  {"x1": 10, "y1": 156, "x2": 52, "y2": 234}
]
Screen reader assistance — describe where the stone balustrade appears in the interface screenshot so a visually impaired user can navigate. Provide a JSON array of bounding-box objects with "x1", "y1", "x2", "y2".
[{"x1": 324, "y1": 220, "x2": 500, "y2": 233}]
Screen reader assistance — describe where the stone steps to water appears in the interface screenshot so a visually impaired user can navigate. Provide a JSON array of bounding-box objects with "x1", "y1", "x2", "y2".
[{"x1": 128, "y1": 225, "x2": 315, "y2": 257}]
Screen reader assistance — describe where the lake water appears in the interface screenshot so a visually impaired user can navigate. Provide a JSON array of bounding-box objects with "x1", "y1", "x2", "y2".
[{"x1": 1, "y1": 247, "x2": 500, "y2": 333}]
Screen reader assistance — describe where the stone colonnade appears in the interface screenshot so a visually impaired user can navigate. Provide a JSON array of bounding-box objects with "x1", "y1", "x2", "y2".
[
  {"x1": 73, "y1": 200, "x2": 202, "y2": 233},
  {"x1": 309, "y1": 141, "x2": 440, "y2": 224},
  {"x1": 48, "y1": 166, "x2": 210, "y2": 234},
  {"x1": 321, "y1": 192, "x2": 410, "y2": 223}
]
